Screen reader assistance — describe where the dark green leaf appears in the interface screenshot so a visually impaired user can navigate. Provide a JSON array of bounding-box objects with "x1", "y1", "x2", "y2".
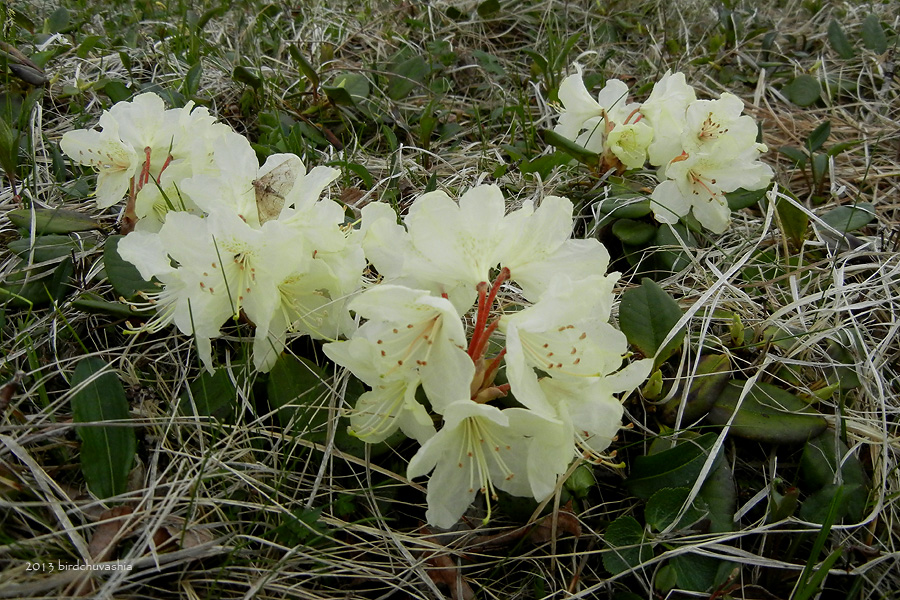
[
  {"x1": 826, "y1": 139, "x2": 863, "y2": 157},
  {"x1": 655, "y1": 564, "x2": 678, "y2": 593},
  {"x1": 76, "y1": 35, "x2": 103, "y2": 59},
  {"x1": 660, "y1": 354, "x2": 731, "y2": 426},
  {"x1": 826, "y1": 339, "x2": 861, "y2": 390},
  {"x1": 706, "y1": 381, "x2": 827, "y2": 444},
  {"x1": 807, "y1": 121, "x2": 831, "y2": 154},
  {"x1": 595, "y1": 197, "x2": 652, "y2": 219},
  {"x1": 10, "y1": 7, "x2": 35, "y2": 31},
  {"x1": 520, "y1": 152, "x2": 570, "y2": 178},
  {"x1": 726, "y1": 187, "x2": 767, "y2": 210},
  {"x1": 801, "y1": 432, "x2": 868, "y2": 521},
  {"x1": 612, "y1": 219, "x2": 656, "y2": 245},
  {"x1": 0, "y1": 256, "x2": 74, "y2": 308},
  {"x1": 784, "y1": 75, "x2": 821, "y2": 107},
  {"x1": 232, "y1": 66, "x2": 262, "y2": 89},
  {"x1": 178, "y1": 368, "x2": 238, "y2": 422},
  {"x1": 775, "y1": 194, "x2": 808, "y2": 247},
  {"x1": 289, "y1": 46, "x2": 320, "y2": 91},
  {"x1": 196, "y1": 5, "x2": 227, "y2": 29},
  {"x1": 767, "y1": 484, "x2": 800, "y2": 522},
  {"x1": 0, "y1": 117, "x2": 20, "y2": 178},
  {"x1": 563, "y1": 464, "x2": 596, "y2": 499},
  {"x1": 799, "y1": 483, "x2": 860, "y2": 524},
  {"x1": 653, "y1": 223, "x2": 695, "y2": 272},
  {"x1": 860, "y1": 14, "x2": 887, "y2": 54},
  {"x1": 778, "y1": 146, "x2": 808, "y2": 168},
  {"x1": 626, "y1": 433, "x2": 720, "y2": 500},
  {"x1": 104, "y1": 235, "x2": 159, "y2": 299},
  {"x1": 7, "y1": 207, "x2": 100, "y2": 234},
  {"x1": 46, "y1": 7, "x2": 70, "y2": 33},
  {"x1": 101, "y1": 80, "x2": 132, "y2": 104},
  {"x1": 602, "y1": 515, "x2": 652, "y2": 575},
  {"x1": 619, "y1": 278, "x2": 685, "y2": 364},
  {"x1": 671, "y1": 553, "x2": 731, "y2": 593},
  {"x1": 71, "y1": 294, "x2": 152, "y2": 318},
  {"x1": 323, "y1": 73, "x2": 370, "y2": 107},
  {"x1": 819, "y1": 202, "x2": 875, "y2": 233},
  {"x1": 329, "y1": 160, "x2": 373, "y2": 189},
  {"x1": 698, "y1": 456, "x2": 736, "y2": 533},
  {"x1": 8, "y1": 234, "x2": 87, "y2": 262},
  {"x1": 827, "y1": 20, "x2": 855, "y2": 59},
  {"x1": 71, "y1": 357, "x2": 136, "y2": 499},
  {"x1": 266, "y1": 355, "x2": 330, "y2": 436},
  {"x1": 645, "y1": 487, "x2": 708, "y2": 532},
  {"x1": 476, "y1": 0, "x2": 501, "y2": 17},
  {"x1": 181, "y1": 63, "x2": 203, "y2": 98},
  {"x1": 387, "y1": 55, "x2": 429, "y2": 100},
  {"x1": 540, "y1": 129, "x2": 599, "y2": 166}
]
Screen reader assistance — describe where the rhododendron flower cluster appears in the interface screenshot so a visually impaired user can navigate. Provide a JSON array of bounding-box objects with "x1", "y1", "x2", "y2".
[
  {"x1": 63, "y1": 93, "x2": 652, "y2": 529},
  {"x1": 324, "y1": 185, "x2": 652, "y2": 528},
  {"x1": 62, "y1": 93, "x2": 364, "y2": 372},
  {"x1": 554, "y1": 68, "x2": 773, "y2": 233}
]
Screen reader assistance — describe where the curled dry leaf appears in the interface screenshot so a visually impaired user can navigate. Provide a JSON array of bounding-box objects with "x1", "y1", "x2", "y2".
[
  {"x1": 88, "y1": 506, "x2": 134, "y2": 562},
  {"x1": 0, "y1": 371, "x2": 24, "y2": 411},
  {"x1": 151, "y1": 516, "x2": 216, "y2": 552}
]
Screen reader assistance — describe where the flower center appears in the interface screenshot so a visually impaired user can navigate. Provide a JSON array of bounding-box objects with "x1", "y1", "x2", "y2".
[{"x1": 466, "y1": 268, "x2": 512, "y2": 401}]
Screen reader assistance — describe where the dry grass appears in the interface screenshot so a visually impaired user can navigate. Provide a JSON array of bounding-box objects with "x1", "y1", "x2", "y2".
[{"x1": 2, "y1": 0, "x2": 899, "y2": 598}]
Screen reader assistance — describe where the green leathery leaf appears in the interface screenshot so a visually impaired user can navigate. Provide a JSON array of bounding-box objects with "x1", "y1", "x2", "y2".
[
  {"x1": 655, "y1": 564, "x2": 678, "y2": 593},
  {"x1": 784, "y1": 75, "x2": 821, "y2": 107},
  {"x1": 660, "y1": 354, "x2": 731, "y2": 426},
  {"x1": 800, "y1": 432, "x2": 868, "y2": 521},
  {"x1": 387, "y1": 55, "x2": 429, "y2": 100},
  {"x1": 799, "y1": 483, "x2": 861, "y2": 524},
  {"x1": 266, "y1": 354, "x2": 330, "y2": 437},
  {"x1": 652, "y1": 223, "x2": 695, "y2": 272},
  {"x1": 726, "y1": 187, "x2": 767, "y2": 210},
  {"x1": 775, "y1": 193, "x2": 808, "y2": 247},
  {"x1": 323, "y1": 73, "x2": 369, "y2": 107},
  {"x1": 625, "y1": 432, "x2": 721, "y2": 500},
  {"x1": 860, "y1": 14, "x2": 887, "y2": 54},
  {"x1": 767, "y1": 484, "x2": 800, "y2": 522},
  {"x1": 46, "y1": 6, "x2": 70, "y2": 33},
  {"x1": 826, "y1": 339, "x2": 861, "y2": 390},
  {"x1": 595, "y1": 196, "x2": 652, "y2": 219},
  {"x1": 819, "y1": 202, "x2": 875, "y2": 233},
  {"x1": 232, "y1": 65, "x2": 262, "y2": 89},
  {"x1": 71, "y1": 294, "x2": 153, "y2": 318},
  {"x1": 178, "y1": 368, "x2": 238, "y2": 422},
  {"x1": 602, "y1": 515, "x2": 653, "y2": 575},
  {"x1": 477, "y1": 0, "x2": 501, "y2": 17},
  {"x1": 0, "y1": 256, "x2": 74, "y2": 308},
  {"x1": 827, "y1": 20, "x2": 855, "y2": 59},
  {"x1": 807, "y1": 121, "x2": 831, "y2": 154},
  {"x1": 618, "y1": 278, "x2": 685, "y2": 365},
  {"x1": 777, "y1": 146, "x2": 808, "y2": 168},
  {"x1": 104, "y1": 235, "x2": 159, "y2": 299},
  {"x1": 705, "y1": 381, "x2": 827, "y2": 444},
  {"x1": 7, "y1": 234, "x2": 91, "y2": 262},
  {"x1": 540, "y1": 129, "x2": 599, "y2": 167},
  {"x1": 671, "y1": 553, "x2": 732, "y2": 593},
  {"x1": 289, "y1": 45, "x2": 320, "y2": 90},
  {"x1": 612, "y1": 219, "x2": 657, "y2": 245},
  {"x1": 645, "y1": 487, "x2": 708, "y2": 532},
  {"x1": 7, "y1": 208, "x2": 100, "y2": 234},
  {"x1": 181, "y1": 62, "x2": 203, "y2": 98},
  {"x1": 698, "y1": 455, "x2": 736, "y2": 533},
  {"x1": 70, "y1": 357, "x2": 136, "y2": 500},
  {"x1": 100, "y1": 80, "x2": 132, "y2": 104}
]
